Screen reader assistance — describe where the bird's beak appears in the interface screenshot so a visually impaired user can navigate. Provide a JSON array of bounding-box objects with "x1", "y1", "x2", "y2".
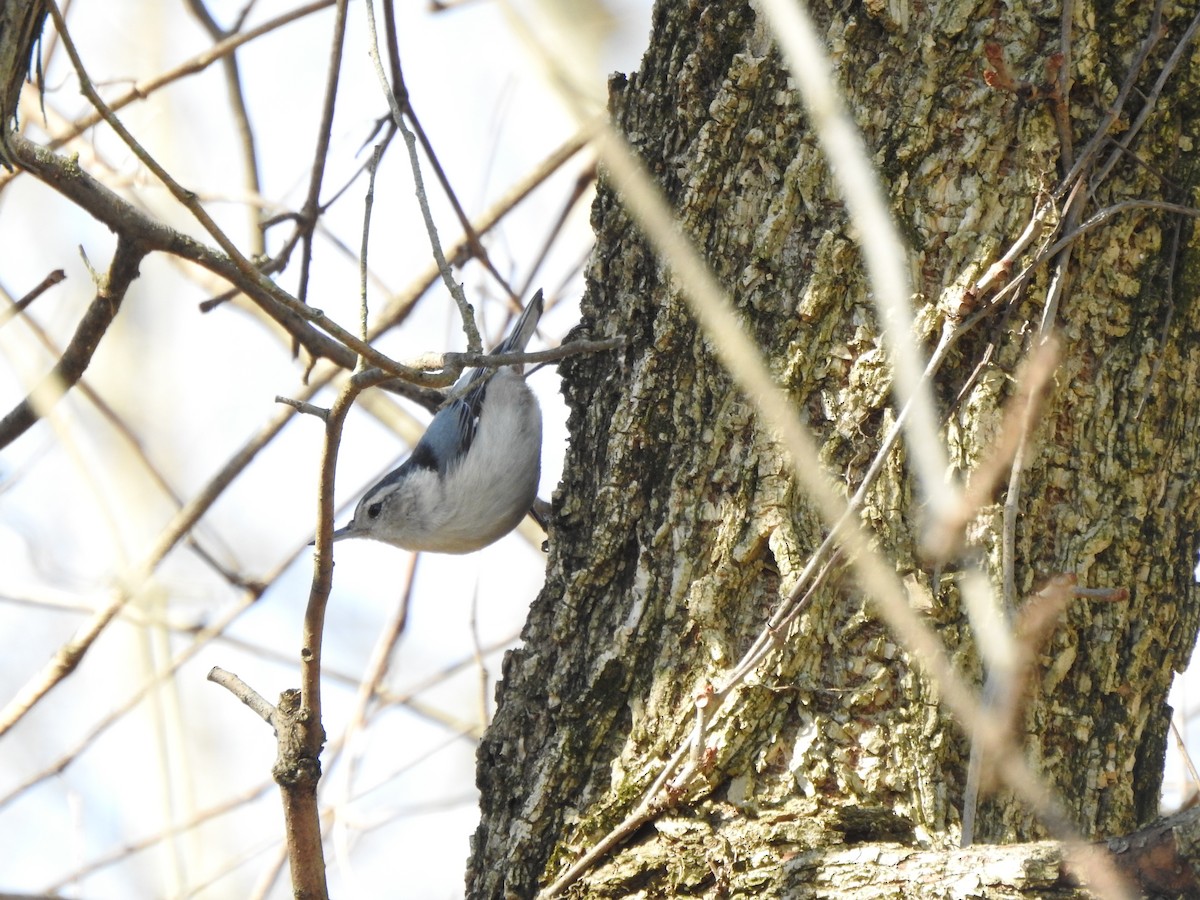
[
  {"x1": 309, "y1": 523, "x2": 357, "y2": 547},
  {"x1": 330, "y1": 523, "x2": 357, "y2": 541}
]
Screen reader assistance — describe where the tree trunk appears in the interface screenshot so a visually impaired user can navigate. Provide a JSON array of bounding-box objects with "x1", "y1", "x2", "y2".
[{"x1": 469, "y1": 1, "x2": 1200, "y2": 896}]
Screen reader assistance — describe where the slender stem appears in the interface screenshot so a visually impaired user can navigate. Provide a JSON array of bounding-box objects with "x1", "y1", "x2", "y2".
[{"x1": 362, "y1": 0, "x2": 481, "y2": 351}]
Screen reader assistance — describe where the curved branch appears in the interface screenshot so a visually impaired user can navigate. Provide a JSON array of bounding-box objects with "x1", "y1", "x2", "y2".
[
  {"x1": 6, "y1": 132, "x2": 358, "y2": 363},
  {"x1": 0, "y1": 236, "x2": 143, "y2": 449}
]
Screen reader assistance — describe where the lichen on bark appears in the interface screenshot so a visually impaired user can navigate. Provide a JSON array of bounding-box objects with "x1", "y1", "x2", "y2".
[{"x1": 468, "y1": 1, "x2": 1200, "y2": 896}]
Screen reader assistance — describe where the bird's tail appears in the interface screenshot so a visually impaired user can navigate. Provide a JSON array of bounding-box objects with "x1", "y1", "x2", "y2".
[
  {"x1": 460, "y1": 289, "x2": 544, "y2": 399},
  {"x1": 494, "y1": 288, "x2": 544, "y2": 357}
]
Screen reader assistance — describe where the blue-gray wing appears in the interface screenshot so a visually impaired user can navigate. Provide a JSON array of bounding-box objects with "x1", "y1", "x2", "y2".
[
  {"x1": 386, "y1": 291, "x2": 542, "y2": 482},
  {"x1": 370, "y1": 398, "x2": 474, "y2": 488},
  {"x1": 414, "y1": 398, "x2": 476, "y2": 477}
]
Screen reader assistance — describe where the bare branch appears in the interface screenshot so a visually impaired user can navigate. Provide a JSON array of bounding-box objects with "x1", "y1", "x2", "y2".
[
  {"x1": 184, "y1": 0, "x2": 266, "y2": 255},
  {"x1": 363, "y1": 0, "x2": 481, "y2": 352},
  {"x1": 208, "y1": 666, "x2": 277, "y2": 725},
  {"x1": 294, "y1": 0, "x2": 350, "y2": 314},
  {"x1": 0, "y1": 268, "x2": 65, "y2": 325},
  {"x1": 0, "y1": 238, "x2": 142, "y2": 449},
  {"x1": 5, "y1": 131, "x2": 359, "y2": 367}
]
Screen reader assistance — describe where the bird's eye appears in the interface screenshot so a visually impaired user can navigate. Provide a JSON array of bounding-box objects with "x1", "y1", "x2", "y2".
[{"x1": 367, "y1": 502, "x2": 383, "y2": 519}]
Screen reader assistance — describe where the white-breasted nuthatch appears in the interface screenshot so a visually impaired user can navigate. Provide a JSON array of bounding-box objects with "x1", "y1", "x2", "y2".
[{"x1": 331, "y1": 291, "x2": 544, "y2": 553}]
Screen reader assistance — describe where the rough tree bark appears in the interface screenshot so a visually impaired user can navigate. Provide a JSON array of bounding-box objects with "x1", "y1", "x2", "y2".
[{"x1": 470, "y1": 1, "x2": 1200, "y2": 897}]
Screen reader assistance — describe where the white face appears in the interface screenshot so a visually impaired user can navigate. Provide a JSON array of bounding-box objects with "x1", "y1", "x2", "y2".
[{"x1": 334, "y1": 468, "x2": 442, "y2": 550}]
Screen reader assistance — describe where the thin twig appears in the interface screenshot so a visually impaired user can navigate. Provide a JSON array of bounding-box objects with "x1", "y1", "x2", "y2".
[
  {"x1": 0, "y1": 1, "x2": 336, "y2": 166},
  {"x1": 294, "y1": 0, "x2": 350, "y2": 316},
  {"x1": 184, "y1": 0, "x2": 266, "y2": 255},
  {"x1": 1051, "y1": 0, "x2": 1165, "y2": 204},
  {"x1": 1090, "y1": 5, "x2": 1200, "y2": 194},
  {"x1": 39, "y1": 2, "x2": 424, "y2": 382},
  {"x1": 929, "y1": 338, "x2": 1061, "y2": 560},
  {"x1": 275, "y1": 396, "x2": 329, "y2": 419},
  {"x1": 292, "y1": 364, "x2": 399, "y2": 897},
  {"x1": 6, "y1": 132, "x2": 370, "y2": 373},
  {"x1": 362, "y1": 0, "x2": 481, "y2": 352},
  {"x1": 360, "y1": 143, "x2": 385, "y2": 346},
  {"x1": 407, "y1": 336, "x2": 623, "y2": 386},
  {"x1": 757, "y1": 0, "x2": 953, "y2": 521},
  {"x1": 0, "y1": 238, "x2": 142, "y2": 450},
  {"x1": 0, "y1": 268, "x2": 65, "y2": 326},
  {"x1": 208, "y1": 666, "x2": 276, "y2": 724},
  {"x1": 381, "y1": 3, "x2": 516, "y2": 300}
]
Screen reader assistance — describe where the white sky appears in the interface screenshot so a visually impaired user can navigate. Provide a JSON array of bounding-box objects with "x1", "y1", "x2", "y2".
[{"x1": 0, "y1": 2, "x2": 652, "y2": 897}]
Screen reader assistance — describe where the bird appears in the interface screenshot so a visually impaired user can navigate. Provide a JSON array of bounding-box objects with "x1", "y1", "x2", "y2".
[{"x1": 330, "y1": 291, "x2": 544, "y2": 553}]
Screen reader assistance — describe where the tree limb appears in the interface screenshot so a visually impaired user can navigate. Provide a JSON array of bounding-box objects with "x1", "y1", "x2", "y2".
[
  {"x1": 5, "y1": 131, "x2": 360, "y2": 368},
  {"x1": 0, "y1": 236, "x2": 142, "y2": 449}
]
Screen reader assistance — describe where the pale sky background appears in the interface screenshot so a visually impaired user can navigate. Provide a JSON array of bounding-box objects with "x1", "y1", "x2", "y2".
[
  {"x1": 0, "y1": 1, "x2": 1196, "y2": 898},
  {"x1": 0, "y1": 2, "x2": 653, "y2": 897}
]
